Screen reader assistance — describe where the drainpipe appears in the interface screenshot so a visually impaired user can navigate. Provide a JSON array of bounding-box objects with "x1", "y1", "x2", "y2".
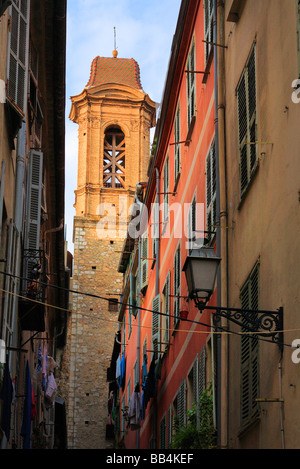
[
  {"x1": 215, "y1": 0, "x2": 228, "y2": 449},
  {"x1": 213, "y1": 0, "x2": 227, "y2": 450}
]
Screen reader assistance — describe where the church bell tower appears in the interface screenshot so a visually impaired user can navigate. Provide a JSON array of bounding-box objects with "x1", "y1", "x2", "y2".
[{"x1": 66, "y1": 51, "x2": 156, "y2": 449}]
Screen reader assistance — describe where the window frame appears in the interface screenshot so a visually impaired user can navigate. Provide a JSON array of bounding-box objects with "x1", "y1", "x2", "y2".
[
  {"x1": 205, "y1": 139, "x2": 217, "y2": 244},
  {"x1": 236, "y1": 44, "x2": 258, "y2": 199},
  {"x1": 173, "y1": 242, "x2": 181, "y2": 329},
  {"x1": 240, "y1": 262, "x2": 260, "y2": 430},
  {"x1": 186, "y1": 39, "x2": 196, "y2": 129}
]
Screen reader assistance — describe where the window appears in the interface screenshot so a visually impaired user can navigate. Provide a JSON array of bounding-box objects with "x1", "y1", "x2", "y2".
[
  {"x1": 240, "y1": 263, "x2": 260, "y2": 429},
  {"x1": 151, "y1": 294, "x2": 160, "y2": 359},
  {"x1": 163, "y1": 154, "x2": 169, "y2": 226},
  {"x1": 237, "y1": 45, "x2": 257, "y2": 197},
  {"x1": 206, "y1": 140, "x2": 217, "y2": 243},
  {"x1": 204, "y1": 0, "x2": 214, "y2": 64},
  {"x1": 122, "y1": 315, "x2": 126, "y2": 353},
  {"x1": 167, "y1": 405, "x2": 173, "y2": 448},
  {"x1": 121, "y1": 394, "x2": 126, "y2": 436},
  {"x1": 174, "y1": 103, "x2": 181, "y2": 186},
  {"x1": 127, "y1": 377, "x2": 131, "y2": 407},
  {"x1": 6, "y1": 0, "x2": 30, "y2": 115},
  {"x1": 186, "y1": 42, "x2": 196, "y2": 128},
  {"x1": 188, "y1": 195, "x2": 196, "y2": 253},
  {"x1": 129, "y1": 273, "x2": 137, "y2": 318},
  {"x1": 162, "y1": 272, "x2": 170, "y2": 349},
  {"x1": 159, "y1": 416, "x2": 166, "y2": 449},
  {"x1": 108, "y1": 298, "x2": 118, "y2": 312},
  {"x1": 140, "y1": 228, "x2": 149, "y2": 290},
  {"x1": 152, "y1": 201, "x2": 158, "y2": 260},
  {"x1": 173, "y1": 244, "x2": 181, "y2": 328},
  {"x1": 174, "y1": 379, "x2": 186, "y2": 431},
  {"x1": 103, "y1": 126, "x2": 125, "y2": 188}
]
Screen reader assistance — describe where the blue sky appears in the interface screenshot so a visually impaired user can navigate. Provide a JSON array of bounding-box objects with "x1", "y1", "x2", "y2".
[{"x1": 65, "y1": 0, "x2": 182, "y2": 252}]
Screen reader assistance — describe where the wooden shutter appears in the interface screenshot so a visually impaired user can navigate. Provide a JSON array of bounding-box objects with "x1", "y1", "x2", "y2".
[
  {"x1": 129, "y1": 272, "x2": 137, "y2": 318},
  {"x1": 24, "y1": 150, "x2": 43, "y2": 251},
  {"x1": 206, "y1": 140, "x2": 217, "y2": 242},
  {"x1": 167, "y1": 405, "x2": 173, "y2": 447},
  {"x1": 163, "y1": 155, "x2": 169, "y2": 223},
  {"x1": 164, "y1": 273, "x2": 170, "y2": 344},
  {"x1": 159, "y1": 416, "x2": 166, "y2": 449},
  {"x1": 140, "y1": 228, "x2": 149, "y2": 290},
  {"x1": 174, "y1": 246, "x2": 181, "y2": 326},
  {"x1": 174, "y1": 104, "x2": 181, "y2": 183},
  {"x1": 237, "y1": 45, "x2": 257, "y2": 197},
  {"x1": 6, "y1": 0, "x2": 30, "y2": 115},
  {"x1": 23, "y1": 150, "x2": 43, "y2": 292},
  {"x1": 187, "y1": 42, "x2": 195, "y2": 127},
  {"x1": 152, "y1": 294, "x2": 160, "y2": 357},
  {"x1": 2, "y1": 219, "x2": 18, "y2": 347},
  {"x1": 188, "y1": 197, "x2": 196, "y2": 253},
  {"x1": 240, "y1": 264, "x2": 260, "y2": 428},
  {"x1": 177, "y1": 379, "x2": 186, "y2": 428}
]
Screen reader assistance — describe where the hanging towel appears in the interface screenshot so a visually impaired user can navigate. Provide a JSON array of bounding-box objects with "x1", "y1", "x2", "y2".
[
  {"x1": 45, "y1": 372, "x2": 57, "y2": 409},
  {"x1": 128, "y1": 391, "x2": 141, "y2": 430},
  {"x1": 0, "y1": 359, "x2": 13, "y2": 441}
]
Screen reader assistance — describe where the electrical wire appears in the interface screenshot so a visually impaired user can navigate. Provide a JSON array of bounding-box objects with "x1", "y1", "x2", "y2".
[{"x1": 0, "y1": 271, "x2": 294, "y2": 348}]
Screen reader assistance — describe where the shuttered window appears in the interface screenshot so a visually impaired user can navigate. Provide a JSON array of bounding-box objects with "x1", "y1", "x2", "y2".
[
  {"x1": 159, "y1": 416, "x2": 166, "y2": 449},
  {"x1": 173, "y1": 244, "x2": 181, "y2": 327},
  {"x1": 2, "y1": 220, "x2": 18, "y2": 348},
  {"x1": 152, "y1": 201, "x2": 158, "y2": 259},
  {"x1": 204, "y1": 0, "x2": 213, "y2": 64},
  {"x1": 206, "y1": 139, "x2": 217, "y2": 243},
  {"x1": 162, "y1": 272, "x2": 170, "y2": 347},
  {"x1": 163, "y1": 154, "x2": 169, "y2": 225},
  {"x1": 188, "y1": 195, "x2": 196, "y2": 253},
  {"x1": 174, "y1": 103, "x2": 181, "y2": 185},
  {"x1": 24, "y1": 150, "x2": 43, "y2": 250},
  {"x1": 23, "y1": 150, "x2": 43, "y2": 292},
  {"x1": 240, "y1": 263, "x2": 260, "y2": 429},
  {"x1": 140, "y1": 228, "x2": 149, "y2": 290},
  {"x1": 129, "y1": 272, "x2": 137, "y2": 318},
  {"x1": 176, "y1": 379, "x2": 186, "y2": 428},
  {"x1": 186, "y1": 41, "x2": 196, "y2": 128},
  {"x1": 167, "y1": 405, "x2": 173, "y2": 447},
  {"x1": 6, "y1": 0, "x2": 30, "y2": 115},
  {"x1": 198, "y1": 346, "x2": 206, "y2": 428},
  {"x1": 151, "y1": 294, "x2": 160, "y2": 359},
  {"x1": 237, "y1": 45, "x2": 257, "y2": 197}
]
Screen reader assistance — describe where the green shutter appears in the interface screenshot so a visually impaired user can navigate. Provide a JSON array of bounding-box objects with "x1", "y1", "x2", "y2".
[
  {"x1": 240, "y1": 263, "x2": 260, "y2": 428},
  {"x1": 152, "y1": 294, "x2": 160, "y2": 357},
  {"x1": 140, "y1": 229, "x2": 149, "y2": 290},
  {"x1": 237, "y1": 45, "x2": 257, "y2": 197}
]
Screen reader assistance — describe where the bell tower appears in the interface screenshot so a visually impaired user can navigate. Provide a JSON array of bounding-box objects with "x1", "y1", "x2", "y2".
[{"x1": 66, "y1": 52, "x2": 156, "y2": 449}]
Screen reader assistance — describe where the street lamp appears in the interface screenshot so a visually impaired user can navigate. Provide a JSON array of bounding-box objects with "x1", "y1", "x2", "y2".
[
  {"x1": 182, "y1": 243, "x2": 221, "y2": 308},
  {"x1": 182, "y1": 242, "x2": 284, "y2": 349}
]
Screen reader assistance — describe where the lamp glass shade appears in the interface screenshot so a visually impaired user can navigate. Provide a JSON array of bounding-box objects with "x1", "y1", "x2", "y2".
[{"x1": 183, "y1": 247, "x2": 221, "y2": 300}]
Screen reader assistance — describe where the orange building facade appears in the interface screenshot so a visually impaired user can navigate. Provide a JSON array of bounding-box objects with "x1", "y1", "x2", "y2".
[{"x1": 110, "y1": 0, "x2": 218, "y2": 449}]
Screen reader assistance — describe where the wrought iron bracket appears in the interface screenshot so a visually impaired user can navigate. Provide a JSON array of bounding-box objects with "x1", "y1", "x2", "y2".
[{"x1": 195, "y1": 300, "x2": 284, "y2": 351}]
